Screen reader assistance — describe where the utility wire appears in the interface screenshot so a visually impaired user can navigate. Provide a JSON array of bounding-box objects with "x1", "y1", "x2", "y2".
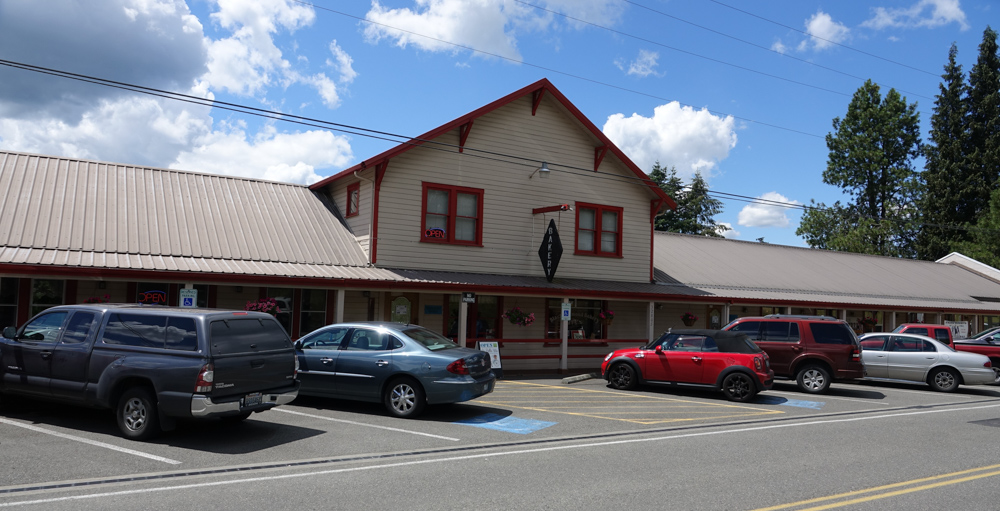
[
  {"x1": 618, "y1": 0, "x2": 933, "y2": 100},
  {"x1": 703, "y1": 0, "x2": 939, "y2": 77},
  {"x1": 296, "y1": 0, "x2": 824, "y2": 139}
]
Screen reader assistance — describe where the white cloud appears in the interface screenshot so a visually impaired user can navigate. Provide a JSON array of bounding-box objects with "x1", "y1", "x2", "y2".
[
  {"x1": 737, "y1": 192, "x2": 801, "y2": 228},
  {"x1": 771, "y1": 40, "x2": 789, "y2": 54},
  {"x1": 798, "y1": 11, "x2": 850, "y2": 51},
  {"x1": 363, "y1": 0, "x2": 623, "y2": 60},
  {"x1": 602, "y1": 103, "x2": 737, "y2": 180},
  {"x1": 718, "y1": 222, "x2": 740, "y2": 239},
  {"x1": 327, "y1": 40, "x2": 358, "y2": 84},
  {"x1": 862, "y1": 0, "x2": 969, "y2": 31},
  {"x1": 616, "y1": 49, "x2": 662, "y2": 78}
]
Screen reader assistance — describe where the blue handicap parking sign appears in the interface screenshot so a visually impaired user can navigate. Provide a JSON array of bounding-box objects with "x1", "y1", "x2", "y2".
[{"x1": 183, "y1": 297, "x2": 194, "y2": 307}]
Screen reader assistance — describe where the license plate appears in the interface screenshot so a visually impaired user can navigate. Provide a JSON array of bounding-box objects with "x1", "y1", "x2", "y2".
[{"x1": 243, "y1": 392, "x2": 263, "y2": 407}]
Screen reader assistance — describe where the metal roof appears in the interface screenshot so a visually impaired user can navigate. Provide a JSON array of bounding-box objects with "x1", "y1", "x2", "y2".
[
  {"x1": 653, "y1": 232, "x2": 1000, "y2": 312},
  {"x1": 0, "y1": 151, "x2": 370, "y2": 270}
]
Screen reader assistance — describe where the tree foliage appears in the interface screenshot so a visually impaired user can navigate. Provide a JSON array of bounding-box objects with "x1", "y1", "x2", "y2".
[
  {"x1": 649, "y1": 162, "x2": 728, "y2": 237},
  {"x1": 796, "y1": 80, "x2": 922, "y2": 257},
  {"x1": 955, "y1": 187, "x2": 1000, "y2": 269}
]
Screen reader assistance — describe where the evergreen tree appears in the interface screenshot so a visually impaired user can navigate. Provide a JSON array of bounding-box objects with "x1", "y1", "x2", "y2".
[
  {"x1": 966, "y1": 26, "x2": 1000, "y2": 225},
  {"x1": 649, "y1": 162, "x2": 728, "y2": 237},
  {"x1": 796, "y1": 80, "x2": 922, "y2": 257},
  {"x1": 955, "y1": 187, "x2": 1000, "y2": 268},
  {"x1": 917, "y1": 43, "x2": 969, "y2": 260}
]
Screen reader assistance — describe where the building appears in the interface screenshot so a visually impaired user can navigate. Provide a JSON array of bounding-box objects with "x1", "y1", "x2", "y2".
[{"x1": 2, "y1": 79, "x2": 999, "y2": 373}]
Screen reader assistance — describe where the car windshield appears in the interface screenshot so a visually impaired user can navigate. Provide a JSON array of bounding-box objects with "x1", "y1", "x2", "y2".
[{"x1": 402, "y1": 327, "x2": 460, "y2": 351}]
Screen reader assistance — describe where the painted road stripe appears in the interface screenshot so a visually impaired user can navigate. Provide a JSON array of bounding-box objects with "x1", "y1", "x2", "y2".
[
  {"x1": 5, "y1": 402, "x2": 1000, "y2": 508},
  {"x1": 454, "y1": 414, "x2": 556, "y2": 434},
  {"x1": 274, "y1": 409, "x2": 459, "y2": 441},
  {"x1": 0, "y1": 418, "x2": 180, "y2": 465},
  {"x1": 754, "y1": 395, "x2": 825, "y2": 409}
]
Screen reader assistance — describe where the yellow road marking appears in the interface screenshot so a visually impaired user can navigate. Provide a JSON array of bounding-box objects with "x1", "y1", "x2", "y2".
[{"x1": 753, "y1": 463, "x2": 1000, "y2": 511}]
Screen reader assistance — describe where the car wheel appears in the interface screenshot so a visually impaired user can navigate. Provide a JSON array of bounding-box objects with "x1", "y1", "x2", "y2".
[
  {"x1": 220, "y1": 411, "x2": 253, "y2": 423},
  {"x1": 796, "y1": 365, "x2": 831, "y2": 394},
  {"x1": 607, "y1": 363, "x2": 637, "y2": 390},
  {"x1": 116, "y1": 387, "x2": 161, "y2": 441},
  {"x1": 384, "y1": 378, "x2": 426, "y2": 418},
  {"x1": 929, "y1": 368, "x2": 959, "y2": 392},
  {"x1": 721, "y1": 372, "x2": 757, "y2": 402}
]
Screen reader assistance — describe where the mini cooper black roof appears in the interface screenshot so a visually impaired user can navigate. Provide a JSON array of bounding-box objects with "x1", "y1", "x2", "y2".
[{"x1": 663, "y1": 329, "x2": 762, "y2": 354}]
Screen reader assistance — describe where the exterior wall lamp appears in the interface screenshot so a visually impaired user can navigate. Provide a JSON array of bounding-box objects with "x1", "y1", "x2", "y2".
[{"x1": 529, "y1": 162, "x2": 550, "y2": 179}]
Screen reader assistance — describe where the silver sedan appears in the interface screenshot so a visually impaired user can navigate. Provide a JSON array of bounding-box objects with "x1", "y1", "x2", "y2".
[
  {"x1": 294, "y1": 322, "x2": 495, "y2": 418},
  {"x1": 859, "y1": 332, "x2": 995, "y2": 392}
]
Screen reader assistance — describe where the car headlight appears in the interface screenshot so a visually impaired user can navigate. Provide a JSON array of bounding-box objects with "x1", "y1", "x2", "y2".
[{"x1": 604, "y1": 353, "x2": 613, "y2": 361}]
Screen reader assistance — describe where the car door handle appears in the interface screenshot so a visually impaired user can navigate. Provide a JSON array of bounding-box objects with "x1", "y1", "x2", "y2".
[
  {"x1": 40, "y1": 350, "x2": 52, "y2": 360},
  {"x1": 791, "y1": 346, "x2": 803, "y2": 352},
  {"x1": 691, "y1": 357, "x2": 702, "y2": 362},
  {"x1": 320, "y1": 357, "x2": 334, "y2": 364},
  {"x1": 376, "y1": 359, "x2": 388, "y2": 367}
]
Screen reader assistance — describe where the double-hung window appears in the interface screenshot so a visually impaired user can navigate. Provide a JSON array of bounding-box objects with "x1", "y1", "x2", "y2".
[
  {"x1": 575, "y1": 203, "x2": 623, "y2": 257},
  {"x1": 346, "y1": 183, "x2": 360, "y2": 218},
  {"x1": 421, "y1": 183, "x2": 484, "y2": 246}
]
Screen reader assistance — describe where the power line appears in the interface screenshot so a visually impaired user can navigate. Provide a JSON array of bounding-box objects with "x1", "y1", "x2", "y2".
[
  {"x1": 703, "y1": 0, "x2": 939, "y2": 77},
  {"x1": 296, "y1": 0, "x2": 824, "y2": 139},
  {"x1": 618, "y1": 0, "x2": 933, "y2": 100}
]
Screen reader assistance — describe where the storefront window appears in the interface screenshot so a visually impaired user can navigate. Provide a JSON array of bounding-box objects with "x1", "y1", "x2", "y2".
[
  {"x1": 300, "y1": 289, "x2": 327, "y2": 335},
  {"x1": 447, "y1": 295, "x2": 501, "y2": 339},
  {"x1": 268, "y1": 287, "x2": 294, "y2": 334},
  {"x1": 547, "y1": 298, "x2": 605, "y2": 340},
  {"x1": 0, "y1": 277, "x2": 18, "y2": 327},
  {"x1": 31, "y1": 279, "x2": 64, "y2": 316}
]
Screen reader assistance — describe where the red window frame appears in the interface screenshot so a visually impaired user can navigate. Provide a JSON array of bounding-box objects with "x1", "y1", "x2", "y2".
[
  {"x1": 346, "y1": 183, "x2": 360, "y2": 218},
  {"x1": 574, "y1": 202, "x2": 623, "y2": 257},
  {"x1": 420, "y1": 182, "x2": 484, "y2": 246}
]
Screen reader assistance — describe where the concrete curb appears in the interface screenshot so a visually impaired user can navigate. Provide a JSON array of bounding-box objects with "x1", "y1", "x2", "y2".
[{"x1": 562, "y1": 372, "x2": 599, "y2": 384}]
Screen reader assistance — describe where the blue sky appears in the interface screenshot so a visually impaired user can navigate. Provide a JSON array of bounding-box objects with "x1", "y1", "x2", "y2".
[{"x1": 0, "y1": 0, "x2": 993, "y2": 247}]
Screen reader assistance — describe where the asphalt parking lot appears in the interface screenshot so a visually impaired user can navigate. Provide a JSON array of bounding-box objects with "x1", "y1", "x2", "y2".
[{"x1": 3, "y1": 376, "x2": 1000, "y2": 496}]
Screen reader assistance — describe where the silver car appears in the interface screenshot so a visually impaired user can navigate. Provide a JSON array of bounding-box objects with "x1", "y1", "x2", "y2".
[
  {"x1": 858, "y1": 332, "x2": 995, "y2": 392},
  {"x1": 294, "y1": 322, "x2": 495, "y2": 418}
]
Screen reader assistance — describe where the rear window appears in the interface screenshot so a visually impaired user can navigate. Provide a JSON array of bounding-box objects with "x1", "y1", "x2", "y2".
[
  {"x1": 209, "y1": 317, "x2": 291, "y2": 355},
  {"x1": 762, "y1": 322, "x2": 800, "y2": 342},
  {"x1": 102, "y1": 314, "x2": 199, "y2": 350},
  {"x1": 931, "y1": 328, "x2": 951, "y2": 344},
  {"x1": 809, "y1": 322, "x2": 856, "y2": 345}
]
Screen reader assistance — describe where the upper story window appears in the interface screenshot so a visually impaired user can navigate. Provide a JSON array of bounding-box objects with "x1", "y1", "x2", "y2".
[
  {"x1": 421, "y1": 183, "x2": 484, "y2": 246},
  {"x1": 575, "y1": 202, "x2": 622, "y2": 257},
  {"x1": 346, "y1": 183, "x2": 360, "y2": 218}
]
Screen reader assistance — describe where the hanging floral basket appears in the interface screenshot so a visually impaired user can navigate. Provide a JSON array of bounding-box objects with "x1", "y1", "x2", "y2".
[
  {"x1": 681, "y1": 312, "x2": 698, "y2": 327},
  {"x1": 245, "y1": 297, "x2": 282, "y2": 316},
  {"x1": 599, "y1": 309, "x2": 615, "y2": 326},
  {"x1": 502, "y1": 306, "x2": 535, "y2": 327}
]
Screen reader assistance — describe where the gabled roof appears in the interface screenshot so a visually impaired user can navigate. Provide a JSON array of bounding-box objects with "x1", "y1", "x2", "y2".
[
  {"x1": 652, "y1": 232, "x2": 1000, "y2": 312},
  {"x1": 0, "y1": 150, "x2": 370, "y2": 273},
  {"x1": 309, "y1": 78, "x2": 676, "y2": 210}
]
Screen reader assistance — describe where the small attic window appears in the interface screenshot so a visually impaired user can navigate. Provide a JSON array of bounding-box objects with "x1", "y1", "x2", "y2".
[{"x1": 346, "y1": 183, "x2": 360, "y2": 218}]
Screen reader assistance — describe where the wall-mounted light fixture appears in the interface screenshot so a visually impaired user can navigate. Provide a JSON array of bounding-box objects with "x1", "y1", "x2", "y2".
[{"x1": 529, "y1": 162, "x2": 550, "y2": 179}]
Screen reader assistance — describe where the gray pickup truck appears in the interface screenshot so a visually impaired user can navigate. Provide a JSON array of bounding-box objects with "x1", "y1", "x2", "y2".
[{"x1": 0, "y1": 304, "x2": 299, "y2": 440}]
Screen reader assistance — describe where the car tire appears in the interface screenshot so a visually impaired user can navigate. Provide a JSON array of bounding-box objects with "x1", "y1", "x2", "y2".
[
  {"x1": 721, "y1": 372, "x2": 757, "y2": 402},
  {"x1": 607, "y1": 363, "x2": 637, "y2": 390},
  {"x1": 220, "y1": 411, "x2": 253, "y2": 423},
  {"x1": 796, "y1": 364, "x2": 831, "y2": 394},
  {"x1": 116, "y1": 387, "x2": 161, "y2": 441},
  {"x1": 928, "y1": 368, "x2": 960, "y2": 392},
  {"x1": 384, "y1": 378, "x2": 426, "y2": 419}
]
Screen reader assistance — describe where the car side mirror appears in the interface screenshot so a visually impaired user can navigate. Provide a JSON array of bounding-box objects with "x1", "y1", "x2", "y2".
[
  {"x1": 654, "y1": 345, "x2": 663, "y2": 353},
  {"x1": 294, "y1": 340, "x2": 304, "y2": 350},
  {"x1": 2, "y1": 326, "x2": 17, "y2": 339}
]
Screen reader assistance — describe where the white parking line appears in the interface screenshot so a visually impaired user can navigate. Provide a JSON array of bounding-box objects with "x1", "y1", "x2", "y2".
[
  {"x1": 853, "y1": 384, "x2": 975, "y2": 398},
  {"x1": 6, "y1": 402, "x2": 1000, "y2": 508},
  {"x1": 0, "y1": 418, "x2": 180, "y2": 465},
  {"x1": 274, "y1": 409, "x2": 459, "y2": 441}
]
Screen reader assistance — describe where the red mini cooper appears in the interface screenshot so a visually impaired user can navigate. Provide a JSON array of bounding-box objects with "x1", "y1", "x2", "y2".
[{"x1": 601, "y1": 329, "x2": 773, "y2": 402}]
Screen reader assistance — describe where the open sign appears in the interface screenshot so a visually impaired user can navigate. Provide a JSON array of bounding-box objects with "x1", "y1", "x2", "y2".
[{"x1": 138, "y1": 290, "x2": 168, "y2": 305}]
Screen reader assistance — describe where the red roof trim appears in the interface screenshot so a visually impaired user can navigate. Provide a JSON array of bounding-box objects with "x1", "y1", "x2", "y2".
[{"x1": 309, "y1": 79, "x2": 677, "y2": 210}]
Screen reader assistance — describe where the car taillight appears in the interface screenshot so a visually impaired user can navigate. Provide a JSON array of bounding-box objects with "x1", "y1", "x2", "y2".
[
  {"x1": 852, "y1": 346, "x2": 861, "y2": 359},
  {"x1": 985, "y1": 360, "x2": 993, "y2": 368},
  {"x1": 195, "y1": 363, "x2": 214, "y2": 393},
  {"x1": 447, "y1": 359, "x2": 470, "y2": 375},
  {"x1": 754, "y1": 356, "x2": 764, "y2": 371}
]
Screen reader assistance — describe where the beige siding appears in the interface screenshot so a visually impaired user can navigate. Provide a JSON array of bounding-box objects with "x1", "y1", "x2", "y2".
[
  {"x1": 329, "y1": 172, "x2": 373, "y2": 239},
  {"x1": 372, "y1": 95, "x2": 654, "y2": 283},
  {"x1": 605, "y1": 300, "x2": 649, "y2": 339}
]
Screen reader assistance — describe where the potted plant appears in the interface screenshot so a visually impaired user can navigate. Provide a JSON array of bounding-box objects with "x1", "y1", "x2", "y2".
[
  {"x1": 501, "y1": 306, "x2": 535, "y2": 327},
  {"x1": 598, "y1": 309, "x2": 615, "y2": 326},
  {"x1": 681, "y1": 312, "x2": 698, "y2": 327},
  {"x1": 82, "y1": 294, "x2": 111, "y2": 304},
  {"x1": 245, "y1": 297, "x2": 282, "y2": 316}
]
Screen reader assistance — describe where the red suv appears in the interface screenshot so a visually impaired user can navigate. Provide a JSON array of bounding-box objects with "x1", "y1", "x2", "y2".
[
  {"x1": 893, "y1": 324, "x2": 954, "y2": 345},
  {"x1": 723, "y1": 315, "x2": 865, "y2": 394},
  {"x1": 601, "y1": 329, "x2": 773, "y2": 402}
]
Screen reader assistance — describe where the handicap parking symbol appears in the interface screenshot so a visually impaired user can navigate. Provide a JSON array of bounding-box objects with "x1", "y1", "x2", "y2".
[{"x1": 183, "y1": 297, "x2": 194, "y2": 307}]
